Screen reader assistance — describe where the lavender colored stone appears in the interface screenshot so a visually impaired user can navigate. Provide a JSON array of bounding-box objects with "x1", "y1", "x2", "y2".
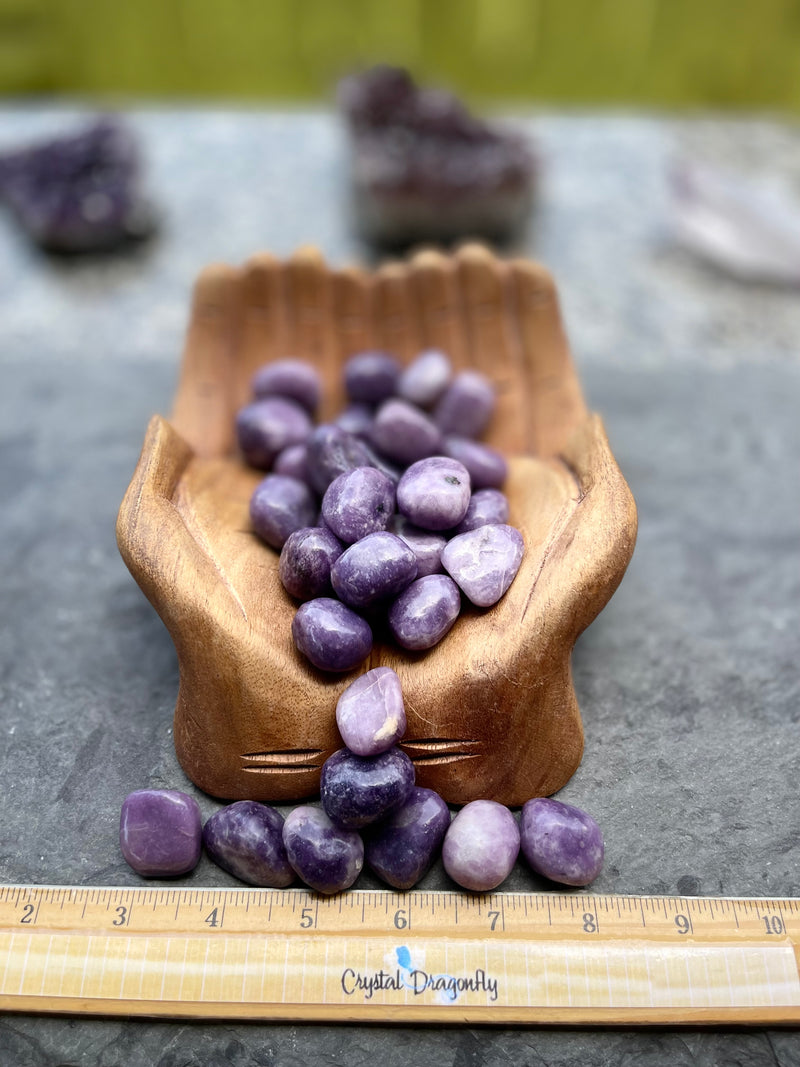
[
  {"x1": 331, "y1": 532, "x2": 418, "y2": 609},
  {"x1": 335, "y1": 403, "x2": 374, "y2": 438},
  {"x1": 365, "y1": 787, "x2": 451, "y2": 889},
  {"x1": 390, "y1": 515, "x2": 446, "y2": 577},
  {"x1": 250, "y1": 474, "x2": 317, "y2": 550},
  {"x1": 520, "y1": 798, "x2": 605, "y2": 886},
  {"x1": 251, "y1": 358, "x2": 321, "y2": 413},
  {"x1": 396, "y1": 456, "x2": 471, "y2": 531},
  {"x1": 444, "y1": 436, "x2": 508, "y2": 489},
  {"x1": 344, "y1": 350, "x2": 401, "y2": 404},
  {"x1": 272, "y1": 442, "x2": 310, "y2": 483},
  {"x1": 306, "y1": 424, "x2": 374, "y2": 495},
  {"x1": 441, "y1": 523, "x2": 524, "y2": 607},
  {"x1": 119, "y1": 789, "x2": 202, "y2": 878},
  {"x1": 282, "y1": 805, "x2": 364, "y2": 894},
  {"x1": 320, "y1": 747, "x2": 415, "y2": 830},
  {"x1": 236, "y1": 397, "x2": 312, "y2": 470},
  {"x1": 291, "y1": 597, "x2": 373, "y2": 672},
  {"x1": 202, "y1": 801, "x2": 294, "y2": 887},
  {"x1": 453, "y1": 488, "x2": 510, "y2": 534},
  {"x1": 398, "y1": 349, "x2": 452, "y2": 409},
  {"x1": 321, "y1": 466, "x2": 396, "y2": 544},
  {"x1": 370, "y1": 398, "x2": 443, "y2": 465},
  {"x1": 388, "y1": 574, "x2": 461, "y2": 651},
  {"x1": 336, "y1": 666, "x2": 406, "y2": 756},
  {"x1": 442, "y1": 800, "x2": 520, "y2": 892},
  {"x1": 279, "y1": 526, "x2": 344, "y2": 600},
  {"x1": 433, "y1": 370, "x2": 496, "y2": 438}
]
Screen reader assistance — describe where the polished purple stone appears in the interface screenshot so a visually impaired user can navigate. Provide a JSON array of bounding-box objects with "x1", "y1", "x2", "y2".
[
  {"x1": 321, "y1": 466, "x2": 396, "y2": 544},
  {"x1": 441, "y1": 523, "x2": 524, "y2": 606},
  {"x1": 335, "y1": 403, "x2": 374, "y2": 438},
  {"x1": 236, "y1": 397, "x2": 312, "y2": 470},
  {"x1": 306, "y1": 424, "x2": 374, "y2": 495},
  {"x1": 320, "y1": 747, "x2": 416, "y2": 830},
  {"x1": 442, "y1": 800, "x2": 520, "y2": 892},
  {"x1": 433, "y1": 370, "x2": 495, "y2": 438},
  {"x1": 272, "y1": 442, "x2": 310, "y2": 483},
  {"x1": 369, "y1": 398, "x2": 443, "y2": 465},
  {"x1": 444, "y1": 436, "x2": 507, "y2": 489},
  {"x1": 388, "y1": 574, "x2": 461, "y2": 651},
  {"x1": 291, "y1": 597, "x2": 373, "y2": 672},
  {"x1": 119, "y1": 789, "x2": 202, "y2": 877},
  {"x1": 519, "y1": 798, "x2": 604, "y2": 886},
  {"x1": 396, "y1": 456, "x2": 471, "y2": 531},
  {"x1": 344, "y1": 350, "x2": 401, "y2": 404},
  {"x1": 250, "y1": 474, "x2": 317, "y2": 550},
  {"x1": 202, "y1": 801, "x2": 295, "y2": 887},
  {"x1": 282, "y1": 805, "x2": 364, "y2": 894},
  {"x1": 251, "y1": 358, "x2": 321, "y2": 413},
  {"x1": 365, "y1": 787, "x2": 451, "y2": 889},
  {"x1": 453, "y1": 488, "x2": 510, "y2": 534},
  {"x1": 397, "y1": 349, "x2": 452, "y2": 409},
  {"x1": 335, "y1": 666, "x2": 406, "y2": 756},
  {"x1": 390, "y1": 515, "x2": 446, "y2": 577},
  {"x1": 279, "y1": 526, "x2": 344, "y2": 600},
  {"x1": 331, "y1": 532, "x2": 418, "y2": 610}
]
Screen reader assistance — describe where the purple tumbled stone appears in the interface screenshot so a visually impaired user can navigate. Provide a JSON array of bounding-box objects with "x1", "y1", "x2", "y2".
[
  {"x1": 279, "y1": 526, "x2": 344, "y2": 600},
  {"x1": 306, "y1": 424, "x2": 374, "y2": 495},
  {"x1": 433, "y1": 370, "x2": 495, "y2": 438},
  {"x1": 443, "y1": 436, "x2": 508, "y2": 489},
  {"x1": 321, "y1": 466, "x2": 396, "y2": 544},
  {"x1": 119, "y1": 789, "x2": 202, "y2": 878},
  {"x1": 282, "y1": 805, "x2": 364, "y2": 894},
  {"x1": 331, "y1": 531, "x2": 418, "y2": 610},
  {"x1": 251, "y1": 358, "x2": 321, "y2": 413},
  {"x1": 453, "y1": 488, "x2": 510, "y2": 534},
  {"x1": 396, "y1": 456, "x2": 471, "y2": 531},
  {"x1": 388, "y1": 574, "x2": 461, "y2": 651},
  {"x1": 291, "y1": 597, "x2": 373, "y2": 672},
  {"x1": 335, "y1": 666, "x2": 406, "y2": 756},
  {"x1": 202, "y1": 801, "x2": 295, "y2": 887},
  {"x1": 272, "y1": 442, "x2": 311, "y2": 483},
  {"x1": 441, "y1": 523, "x2": 524, "y2": 607},
  {"x1": 236, "y1": 397, "x2": 312, "y2": 470},
  {"x1": 398, "y1": 349, "x2": 452, "y2": 409},
  {"x1": 365, "y1": 787, "x2": 451, "y2": 889},
  {"x1": 519, "y1": 798, "x2": 604, "y2": 887},
  {"x1": 250, "y1": 474, "x2": 317, "y2": 550},
  {"x1": 335, "y1": 403, "x2": 374, "y2": 438},
  {"x1": 370, "y1": 398, "x2": 443, "y2": 466},
  {"x1": 321, "y1": 746, "x2": 416, "y2": 830},
  {"x1": 344, "y1": 350, "x2": 401, "y2": 404},
  {"x1": 390, "y1": 515, "x2": 446, "y2": 577},
  {"x1": 442, "y1": 800, "x2": 520, "y2": 892}
]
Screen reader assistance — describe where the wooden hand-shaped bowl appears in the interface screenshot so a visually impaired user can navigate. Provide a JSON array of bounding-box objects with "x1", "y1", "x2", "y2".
[{"x1": 117, "y1": 244, "x2": 636, "y2": 806}]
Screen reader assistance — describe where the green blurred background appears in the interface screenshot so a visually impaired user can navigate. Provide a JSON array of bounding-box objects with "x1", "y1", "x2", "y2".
[{"x1": 2, "y1": 0, "x2": 800, "y2": 110}]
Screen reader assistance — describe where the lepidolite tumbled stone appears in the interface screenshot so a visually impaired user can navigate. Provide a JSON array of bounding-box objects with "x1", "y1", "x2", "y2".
[
  {"x1": 336, "y1": 666, "x2": 406, "y2": 756},
  {"x1": 365, "y1": 787, "x2": 451, "y2": 889},
  {"x1": 250, "y1": 474, "x2": 317, "y2": 550},
  {"x1": 519, "y1": 798, "x2": 604, "y2": 886},
  {"x1": 279, "y1": 526, "x2": 344, "y2": 600},
  {"x1": 397, "y1": 349, "x2": 451, "y2": 409},
  {"x1": 291, "y1": 597, "x2": 372, "y2": 672},
  {"x1": 390, "y1": 515, "x2": 446, "y2": 577},
  {"x1": 236, "y1": 397, "x2": 312, "y2": 470},
  {"x1": 441, "y1": 523, "x2": 524, "y2": 607},
  {"x1": 444, "y1": 436, "x2": 508, "y2": 489},
  {"x1": 433, "y1": 369, "x2": 495, "y2": 438},
  {"x1": 252, "y1": 358, "x2": 321, "y2": 413},
  {"x1": 320, "y1": 747, "x2": 415, "y2": 830},
  {"x1": 119, "y1": 789, "x2": 202, "y2": 877},
  {"x1": 282, "y1": 805, "x2": 364, "y2": 894},
  {"x1": 453, "y1": 488, "x2": 510, "y2": 534},
  {"x1": 344, "y1": 350, "x2": 400, "y2": 404},
  {"x1": 306, "y1": 424, "x2": 374, "y2": 495},
  {"x1": 442, "y1": 799, "x2": 520, "y2": 892},
  {"x1": 396, "y1": 456, "x2": 471, "y2": 531},
  {"x1": 321, "y1": 466, "x2": 396, "y2": 543},
  {"x1": 331, "y1": 531, "x2": 418, "y2": 609},
  {"x1": 202, "y1": 801, "x2": 294, "y2": 887},
  {"x1": 370, "y1": 398, "x2": 443, "y2": 466},
  {"x1": 388, "y1": 574, "x2": 461, "y2": 651}
]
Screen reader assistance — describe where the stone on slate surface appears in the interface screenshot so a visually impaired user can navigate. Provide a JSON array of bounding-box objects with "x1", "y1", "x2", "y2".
[
  {"x1": 119, "y1": 789, "x2": 202, "y2": 877},
  {"x1": 202, "y1": 800, "x2": 295, "y2": 887}
]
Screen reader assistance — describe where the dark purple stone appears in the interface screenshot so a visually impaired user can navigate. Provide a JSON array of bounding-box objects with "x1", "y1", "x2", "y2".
[
  {"x1": 279, "y1": 526, "x2": 344, "y2": 601},
  {"x1": 387, "y1": 574, "x2": 461, "y2": 651},
  {"x1": 291, "y1": 597, "x2": 373, "y2": 672},
  {"x1": 321, "y1": 746, "x2": 416, "y2": 830},
  {"x1": 390, "y1": 515, "x2": 446, "y2": 577},
  {"x1": 331, "y1": 531, "x2": 418, "y2": 610},
  {"x1": 272, "y1": 442, "x2": 311, "y2": 483},
  {"x1": 335, "y1": 403, "x2": 374, "y2": 438},
  {"x1": 453, "y1": 488, "x2": 510, "y2": 534},
  {"x1": 433, "y1": 370, "x2": 495, "y2": 438},
  {"x1": 249, "y1": 474, "x2": 317, "y2": 550},
  {"x1": 321, "y1": 466, "x2": 396, "y2": 544},
  {"x1": 444, "y1": 436, "x2": 508, "y2": 489},
  {"x1": 442, "y1": 800, "x2": 520, "y2": 892},
  {"x1": 335, "y1": 666, "x2": 406, "y2": 756},
  {"x1": 202, "y1": 801, "x2": 294, "y2": 887},
  {"x1": 365, "y1": 787, "x2": 451, "y2": 889},
  {"x1": 369, "y1": 398, "x2": 443, "y2": 465},
  {"x1": 251, "y1": 358, "x2": 321, "y2": 413},
  {"x1": 306, "y1": 424, "x2": 374, "y2": 495},
  {"x1": 397, "y1": 349, "x2": 452, "y2": 409},
  {"x1": 396, "y1": 456, "x2": 471, "y2": 531},
  {"x1": 441, "y1": 523, "x2": 524, "y2": 607},
  {"x1": 282, "y1": 805, "x2": 364, "y2": 894},
  {"x1": 119, "y1": 789, "x2": 202, "y2": 877},
  {"x1": 236, "y1": 397, "x2": 312, "y2": 470},
  {"x1": 519, "y1": 798, "x2": 604, "y2": 886},
  {"x1": 344, "y1": 350, "x2": 401, "y2": 404}
]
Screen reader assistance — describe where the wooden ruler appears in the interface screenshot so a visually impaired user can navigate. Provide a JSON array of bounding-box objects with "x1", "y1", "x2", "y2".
[{"x1": 1, "y1": 886, "x2": 799, "y2": 1024}]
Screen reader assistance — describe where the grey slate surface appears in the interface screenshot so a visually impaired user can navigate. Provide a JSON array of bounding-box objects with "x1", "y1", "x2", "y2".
[{"x1": 1, "y1": 106, "x2": 799, "y2": 1065}]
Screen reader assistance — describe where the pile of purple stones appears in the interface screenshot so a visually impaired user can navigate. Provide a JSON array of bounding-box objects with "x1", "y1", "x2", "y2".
[
  {"x1": 120, "y1": 668, "x2": 605, "y2": 894},
  {"x1": 237, "y1": 349, "x2": 525, "y2": 672}
]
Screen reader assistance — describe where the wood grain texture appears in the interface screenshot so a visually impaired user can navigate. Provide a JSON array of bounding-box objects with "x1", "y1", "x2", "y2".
[{"x1": 116, "y1": 244, "x2": 637, "y2": 805}]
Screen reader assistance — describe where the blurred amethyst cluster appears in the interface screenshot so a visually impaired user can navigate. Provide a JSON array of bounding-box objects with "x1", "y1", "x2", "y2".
[{"x1": 338, "y1": 65, "x2": 536, "y2": 246}]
